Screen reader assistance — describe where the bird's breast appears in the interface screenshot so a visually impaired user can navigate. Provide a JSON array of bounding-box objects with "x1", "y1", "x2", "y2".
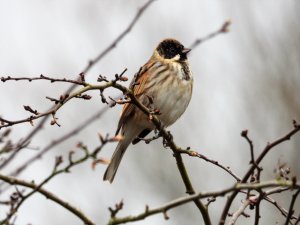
[{"x1": 147, "y1": 62, "x2": 193, "y2": 126}]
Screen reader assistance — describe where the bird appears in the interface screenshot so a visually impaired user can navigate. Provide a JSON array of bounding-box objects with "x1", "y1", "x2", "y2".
[{"x1": 103, "y1": 38, "x2": 193, "y2": 183}]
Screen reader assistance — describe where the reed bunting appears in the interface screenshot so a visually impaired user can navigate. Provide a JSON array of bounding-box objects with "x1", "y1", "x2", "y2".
[{"x1": 104, "y1": 38, "x2": 193, "y2": 183}]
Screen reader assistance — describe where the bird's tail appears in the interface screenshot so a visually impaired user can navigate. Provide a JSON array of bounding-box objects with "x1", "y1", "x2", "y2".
[{"x1": 103, "y1": 127, "x2": 140, "y2": 183}]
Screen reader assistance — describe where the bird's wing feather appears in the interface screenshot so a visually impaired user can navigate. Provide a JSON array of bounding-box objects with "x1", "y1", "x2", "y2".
[{"x1": 115, "y1": 61, "x2": 154, "y2": 135}]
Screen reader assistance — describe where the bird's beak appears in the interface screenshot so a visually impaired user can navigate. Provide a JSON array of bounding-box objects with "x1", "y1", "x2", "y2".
[{"x1": 182, "y1": 48, "x2": 191, "y2": 55}]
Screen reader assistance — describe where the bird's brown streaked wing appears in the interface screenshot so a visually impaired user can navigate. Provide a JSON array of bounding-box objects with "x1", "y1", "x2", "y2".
[{"x1": 115, "y1": 61, "x2": 154, "y2": 135}]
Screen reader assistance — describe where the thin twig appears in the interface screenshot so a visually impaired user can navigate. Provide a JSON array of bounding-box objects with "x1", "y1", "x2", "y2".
[
  {"x1": 189, "y1": 20, "x2": 231, "y2": 49},
  {"x1": 285, "y1": 190, "x2": 300, "y2": 225},
  {"x1": 177, "y1": 149, "x2": 241, "y2": 182},
  {"x1": 228, "y1": 199, "x2": 250, "y2": 225},
  {"x1": 219, "y1": 120, "x2": 300, "y2": 225},
  {"x1": 254, "y1": 192, "x2": 263, "y2": 225},
  {"x1": 80, "y1": 0, "x2": 156, "y2": 76},
  {"x1": 0, "y1": 74, "x2": 87, "y2": 86},
  {"x1": 294, "y1": 214, "x2": 300, "y2": 225},
  {"x1": 264, "y1": 196, "x2": 297, "y2": 221}
]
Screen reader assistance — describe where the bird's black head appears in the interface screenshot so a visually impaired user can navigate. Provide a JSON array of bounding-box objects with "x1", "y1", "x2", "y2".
[{"x1": 156, "y1": 39, "x2": 191, "y2": 60}]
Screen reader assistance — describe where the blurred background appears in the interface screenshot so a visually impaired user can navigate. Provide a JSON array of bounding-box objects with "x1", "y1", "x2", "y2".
[{"x1": 0, "y1": 0, "x2": 299, "y2": 224}]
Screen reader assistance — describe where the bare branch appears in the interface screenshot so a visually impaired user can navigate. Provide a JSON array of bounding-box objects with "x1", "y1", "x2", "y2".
[
  {"x1": 295, "y1": 214, "x2": 300, "y2": 225},
  {"x1": 177, "y1": 149, "x2": 241, "y2": 182},
  {"x1": 285, "y1": 190, "x2": 300, "y2": 225},
  {"x1": 109, "y1": 200, "x2": 124, "y2": 219},
  {"x1": 219, "y1": 120, "x2": 300, "y2": 225},
  {"x1": 0, "y1": 107, "x2": 109, "y2": 194},
  {"x1": 108, "y1": 181, "x2": 300, "y2": 225},
  {"x1": 254, "y1": 192, "x2": 263, "y2": 225},
  {"x1": 228, "y1": 199, "x2": 250, "y2": 225},
  {"x1": 264, "y1": 195, "x2": 297, "y2": 221},
  {"x1": 0, "y1": 74, "x2": 87, "y2": 86},
  {"x1": 0, "y1": 174, "x2": 96, "y2": 225},
  {"x1": 228, "y1": 185, "x2": 299, "y2": 225},
  {"x1": 80, "y1": 0, "x2": 156, "y2": 75},
  {"x1": 0, "y1": 133, "x2": 119, "y2": 224},
  {"x1": 189, "y1": 20, "x2": 231, "y2": 49}
]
